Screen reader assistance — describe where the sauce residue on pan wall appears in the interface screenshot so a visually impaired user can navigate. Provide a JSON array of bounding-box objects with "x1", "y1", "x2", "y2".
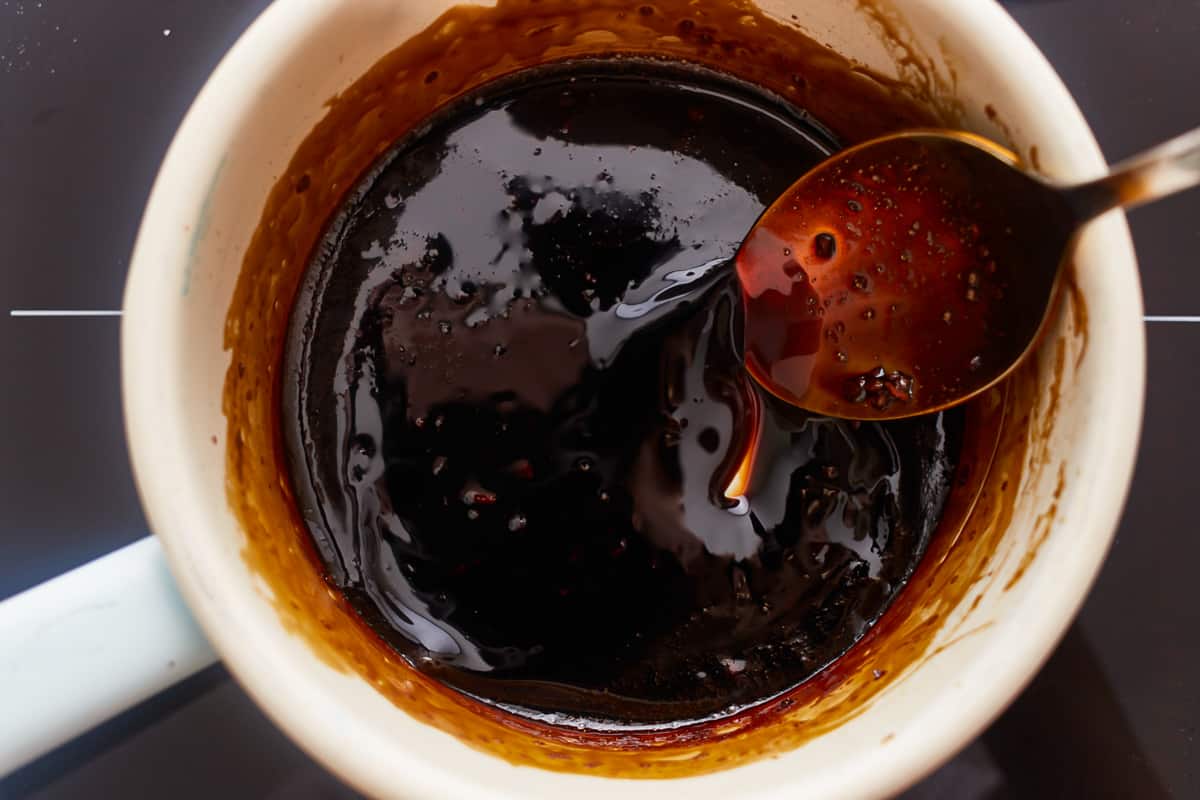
[{"x1": 221, "y1": 0, "x2": 1055, "y2": 778}]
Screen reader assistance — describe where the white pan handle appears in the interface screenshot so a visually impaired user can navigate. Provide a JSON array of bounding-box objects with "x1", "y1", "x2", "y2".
[{"x1": 0, "y1": 536, "x2": 217, "y2": 775}]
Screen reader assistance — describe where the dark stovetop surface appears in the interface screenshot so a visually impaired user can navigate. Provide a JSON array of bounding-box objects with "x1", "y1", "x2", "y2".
[{"x1": 1, "y1": 1, "x2": 1196, "y2": 797}]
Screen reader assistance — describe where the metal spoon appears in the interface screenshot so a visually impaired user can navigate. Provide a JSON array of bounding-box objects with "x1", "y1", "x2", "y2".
[{"x1": 736, "y1": 126, "x2": 1200, "y2": 420}]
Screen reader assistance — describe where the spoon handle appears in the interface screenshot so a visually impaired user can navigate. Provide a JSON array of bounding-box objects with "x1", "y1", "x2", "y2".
[{"x1": 1066, "y1": 125, "x2": 1200, "y2": 221}]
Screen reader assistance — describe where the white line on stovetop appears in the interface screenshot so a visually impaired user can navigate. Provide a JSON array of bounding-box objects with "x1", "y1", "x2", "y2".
[
  {"x1": 9, "y1": 310, "x2": 1200, "y2": 322},
  {"x1": 10, "y1": 310, "x2": 123, "y2": 317}
]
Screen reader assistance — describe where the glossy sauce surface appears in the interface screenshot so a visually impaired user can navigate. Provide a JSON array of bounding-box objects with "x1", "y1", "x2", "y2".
[{"x1": 283, "y1": 60, "x2": 964, "y2": 727}]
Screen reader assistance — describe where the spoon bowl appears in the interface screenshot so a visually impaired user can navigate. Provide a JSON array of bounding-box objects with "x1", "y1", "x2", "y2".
[{"x1": 737, "y1": 127, "x2": 1200, "y2": 419}]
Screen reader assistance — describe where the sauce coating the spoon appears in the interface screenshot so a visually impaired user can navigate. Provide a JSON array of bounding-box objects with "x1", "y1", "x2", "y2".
[{"x1": 737, "y1": 132, "x2": 1074, "y2": 419}]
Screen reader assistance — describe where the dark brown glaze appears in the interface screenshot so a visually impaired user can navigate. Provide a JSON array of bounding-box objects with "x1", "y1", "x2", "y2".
[
  {"x1": 221, "y1": 0, "x2": 1046, "y2": 778},
  {"x1": 283, "y1": 60, "x2": 964, "y2": 726}
]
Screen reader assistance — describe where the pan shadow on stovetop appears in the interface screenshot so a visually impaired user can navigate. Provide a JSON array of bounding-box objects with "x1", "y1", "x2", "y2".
[{"x1": 903, "y1": 623, "x2": 1171, "y2": 799}]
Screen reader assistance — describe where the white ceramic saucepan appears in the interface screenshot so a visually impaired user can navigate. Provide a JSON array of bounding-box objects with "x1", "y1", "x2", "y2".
[{"x1": 0, "y1": 0, "x2": 1143, "y2": 796}]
